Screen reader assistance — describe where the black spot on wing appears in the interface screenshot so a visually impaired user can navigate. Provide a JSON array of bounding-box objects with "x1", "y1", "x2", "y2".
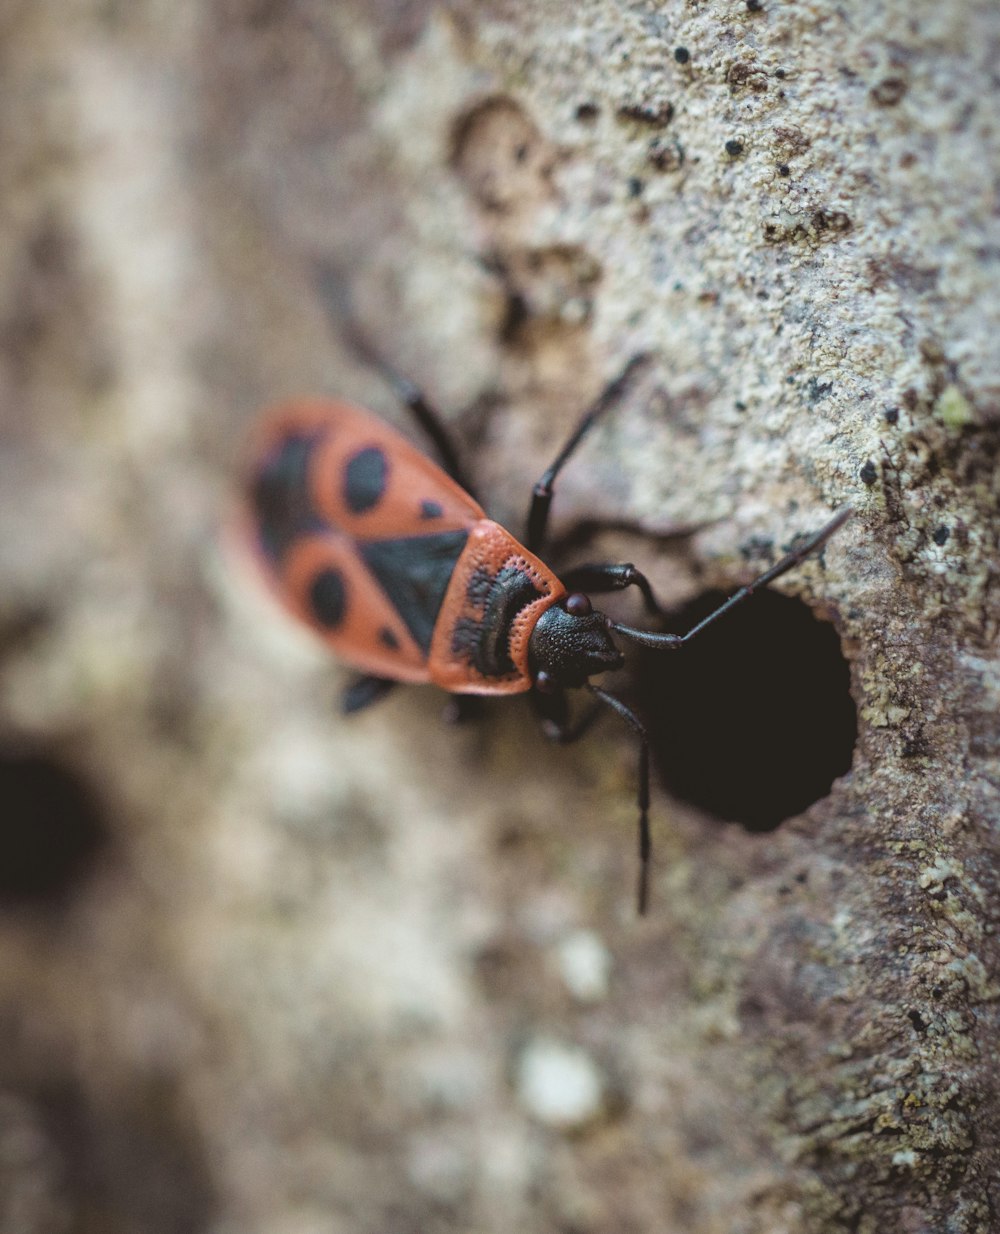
[
  {"x1": 252, "y1": 432, "x2": 325, "y2": 561},
  {"x1": 361, "y1": 530, "x2": 469, "y2": 653},
  {"x1": 344, "y1": 446, "x2": 389, "y2": 513},
  {"x1": 309, "y1": 567, "x2": 347, "y2": 628},
  {"x1": 420, "y1": 499, "x2": 444, "y2": 520},
  {"x1": 379, "y1": 627, "x2": 400, "y2": 650}
]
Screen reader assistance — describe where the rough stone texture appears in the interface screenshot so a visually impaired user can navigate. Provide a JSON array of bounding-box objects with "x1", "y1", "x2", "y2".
[{"x1": 0, "y1": 2, "x2": 998, "y2": 1232}]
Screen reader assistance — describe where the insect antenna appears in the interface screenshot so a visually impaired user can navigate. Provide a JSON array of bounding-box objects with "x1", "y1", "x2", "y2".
[{"x1": 608, "y1": 505, "x2": 852, "y2": 653}]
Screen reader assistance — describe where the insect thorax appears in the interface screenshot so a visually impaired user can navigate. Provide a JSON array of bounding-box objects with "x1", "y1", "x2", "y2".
[{"x1": 428, "y1": 521, "x2": 564, "y2": 694}]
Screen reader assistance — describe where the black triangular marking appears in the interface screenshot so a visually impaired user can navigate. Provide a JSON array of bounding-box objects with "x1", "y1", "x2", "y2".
[{"x1": 360, "y1": 530, "x2": 470, "y2": 653}]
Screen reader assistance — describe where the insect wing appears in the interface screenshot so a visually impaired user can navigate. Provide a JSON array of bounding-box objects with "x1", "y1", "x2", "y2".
[{"x1": 246, "y1": 398, "x2": 485, "y2": 682}]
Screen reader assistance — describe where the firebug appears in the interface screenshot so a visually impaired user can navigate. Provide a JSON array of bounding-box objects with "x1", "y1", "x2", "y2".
[{"x1": 242, "y1": 340, "x2": 849, "y2": 912}]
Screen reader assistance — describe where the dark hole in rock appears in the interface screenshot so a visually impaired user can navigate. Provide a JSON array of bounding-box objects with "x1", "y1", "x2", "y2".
[
  {"x1": 0, "y1": 749, "x2": 109, "y2": 905},
  {"x1": 9, "y1": 1079, "x2": 217, "y2": 1234},
  {"x1": 634, "y1": 588, "x2": 856, "y2": 831}
]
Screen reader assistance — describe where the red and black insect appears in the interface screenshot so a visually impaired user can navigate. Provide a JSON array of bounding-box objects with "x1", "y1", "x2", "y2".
[{"x1": 243, "y1": 345, "x2": 849, "y2": 912}]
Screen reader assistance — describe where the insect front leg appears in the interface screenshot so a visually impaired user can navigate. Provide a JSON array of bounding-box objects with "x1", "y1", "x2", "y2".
[
  {"x1": 531, "y1": 684, "x2": 605, "y2": 744},
  {"x1": 608, "y1": 506, "x2": 853, "y2": 652},
  {"x1": 586, "y1": 686, "x2": 652, "y2": 916},
  {"x1": 531, "y1": 685, "x2": 651, "y2": 913},
  {"x1": 559, "y1": 562, "x2": 664, "y2": 617}
]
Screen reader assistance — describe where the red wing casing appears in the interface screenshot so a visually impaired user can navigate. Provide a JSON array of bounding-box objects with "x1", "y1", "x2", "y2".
[{"x1": 244, "y1": 399, "x2": 485, "y2": 683}]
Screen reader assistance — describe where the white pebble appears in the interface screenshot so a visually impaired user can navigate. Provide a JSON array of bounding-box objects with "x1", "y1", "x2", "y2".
[
  {"x1": 554, "y1": 929, "x2": 612, "y2": 1002},
  {"x1": 515, "y1": 1036, "x2": 605, "y2": 1129}
]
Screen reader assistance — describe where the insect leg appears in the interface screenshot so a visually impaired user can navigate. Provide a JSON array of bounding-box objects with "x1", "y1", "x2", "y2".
[
  {"x1": 313, "y1": 263, "x2": 475, "y2": 493},
  {"x1": 531, "y1": 684, "x2": 605, "y2": 744},
  {"x1": 525, "y1": 354, "x2": 652, "y2": 555},
  {"x1": 345, "y1": 326, "x2": 476, "y2": 495},
  {"x1": 441, "y1": 695, "x2": 485, "y2": 725},
  {"x1": 609, "y1": 506, "x2": 853, "y2": 652},
  {"x1": 587, "y1": 686, "x2": 652, "y2": 915},
  {"x1": 559, "y1": 562, "x2": 664, "y2": 617},
  {"x1": 341, "y1": 674, "x2": 397, "y2": 715}
]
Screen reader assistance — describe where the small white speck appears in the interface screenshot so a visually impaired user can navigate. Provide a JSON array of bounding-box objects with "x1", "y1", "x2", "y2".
[
  {"x1": 515, "y1": 1036, "x2": 605, "y2": 1129},
  {"x1": 554, "y1": 930, "x2": 612, "y2": 1003}
]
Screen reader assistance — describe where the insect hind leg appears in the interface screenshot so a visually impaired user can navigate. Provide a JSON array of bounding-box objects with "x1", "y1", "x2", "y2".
[
  {"x1": 313, "y1": 262, "x2": 476, "y2": 496},
  {"x1": 348, "y1": 331, "x2": 475, "y2": 495},
  {"x1": 441, "y1": 695, "x2": 485, "y2": 725},
  {"x1": 341, "y1": 674, "x2": 396, "y2": 715}
]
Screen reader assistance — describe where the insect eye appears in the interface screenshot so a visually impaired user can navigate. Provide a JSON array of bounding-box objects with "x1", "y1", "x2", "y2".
[
  {"x1": 534, "y1": 670, "x2": 556, "y2": 693},
  {"x1": 564, "y1": 592, "x2": 592, "y2": 617}
]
